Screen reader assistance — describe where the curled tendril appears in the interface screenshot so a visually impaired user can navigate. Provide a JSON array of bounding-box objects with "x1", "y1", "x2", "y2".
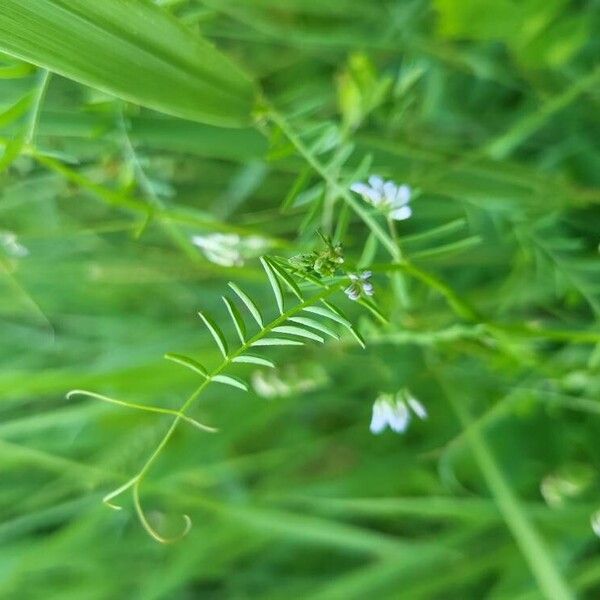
[
  {"x1": 102, "y1": 477, "x2": 192, "y2": 543},
  {"x1": 103, "y1": 476, "x2": 139, "y2": 511},
  {"x1": 132, "y1": 482, "x2": 192, "y2": 544},
  {"x1": 66, "y1": 389, "x2": 218, "y2": 433}
]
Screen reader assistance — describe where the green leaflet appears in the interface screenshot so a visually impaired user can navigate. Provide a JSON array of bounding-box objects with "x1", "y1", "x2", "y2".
[
  {"x1": 212, "y1": 374, "x2": 248, "y2": 391},
  {"x1": 260, "y1": 257, "x2": 284, "y2": 314},
  {"x1": 222, "y1": 296, "x2": 246, "y2": 343},
  {"x1": 0, "y1": 0, "x2": 256, "y2": 127},
  {"x1": 288, "y1": 316, "x2": 339, "y2": 340},
  {"x1": 164, "y1": 353, "x2": 208, "y2": 378},
  {"x1": 228, "y1": 282, "x2": 263, "y2": 328},
  {"x1": 232, "y1": 355, "x2": 276, "y2": 368},
  {"x1": 272, "y1": 325, "x2": 324, "y2": 344},
  {"x1": 321, "y1": 301, "x2": 365, "y2": 349},
  {"x1": 252, "y1": 338, "x2": 304, "y2": 347},
  {"x1": 265, "y1": 258, "x2": 303, "y2": 300},
  {"x1": 303, "y1": 305, "x2": 350, "y2": 327},
  {"x1": 198, "y1": 312, "x2": 228, "y2": 359}
]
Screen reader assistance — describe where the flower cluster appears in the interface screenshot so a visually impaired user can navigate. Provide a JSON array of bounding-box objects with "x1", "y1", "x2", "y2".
[
  {"x1": 191, "y1": 233, "x2": 269, "y2": 267},
  {"x1": 289, "y1": 233, "x2": 344, "y2": 278},
  {"x1": 351, "y1": 176, "x2": 412, "y2": 221},
  {"x1": 344, "y1": 270, "x2": 374, "y2": 301},
  {"x1": 370, "y1": 389, "x2": 427, "y2": 435}
]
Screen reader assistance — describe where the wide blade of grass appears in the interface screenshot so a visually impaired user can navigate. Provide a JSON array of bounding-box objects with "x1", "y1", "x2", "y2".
[{"x1": 0, "y1": 0, "x2": 256, "y2": 126}]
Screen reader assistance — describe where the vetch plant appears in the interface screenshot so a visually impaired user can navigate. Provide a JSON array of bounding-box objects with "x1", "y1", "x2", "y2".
[{"x1": 68, "y1": 256, "x2": 369, "y2": 542}]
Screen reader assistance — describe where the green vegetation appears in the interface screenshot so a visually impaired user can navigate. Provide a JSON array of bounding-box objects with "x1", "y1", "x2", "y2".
[{"x1": 0, "y1": 1, "x2": 599, "y2": 597}]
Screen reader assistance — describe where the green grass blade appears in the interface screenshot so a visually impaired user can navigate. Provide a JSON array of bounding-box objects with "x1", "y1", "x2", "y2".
[
  {"x1": 0, "y1": 0, "x2": 256, "y2": 126},
  {"x1": 437, "y1": 372, "x2": 574, "y2": 600}
]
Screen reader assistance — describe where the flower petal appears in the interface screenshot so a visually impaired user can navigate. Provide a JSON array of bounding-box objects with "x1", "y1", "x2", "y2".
[
  {"x1": 350, "y1": 182, "x2": 371, "y2": 195},
  {"x1": 369, "y1": 402, "x2": 387, "y2": 434},
  {"x1": 389, "y1": 205, "x2": 412, "y2": 221},
  {"x1": 407, "y1": 396, "x2": 428, "y2": 420},
  {"x1": 390, "y1": 400, "x2": 410, "y2": 433},
  {"x1": 383, "y1": 181, "x2": 398, "y2": 204},
  {"x1": 368, "y1": 175, "x2": 385, "y2": 192},
  {"x1": 394, "y1": 184, "x2": 412, "y2": 206}
]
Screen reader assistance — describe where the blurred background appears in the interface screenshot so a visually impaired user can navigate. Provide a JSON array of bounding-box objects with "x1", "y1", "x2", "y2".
[{"x1": 0, "y1": 1, "x2": 599, "y2": 598}]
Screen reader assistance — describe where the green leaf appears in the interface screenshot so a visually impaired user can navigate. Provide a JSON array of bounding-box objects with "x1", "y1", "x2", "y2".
[
  {"x1": 272, "y1": 325, "x2": 324, "y2": 344},
  {"x1": 252, "y1": 338, "x2": 304, "y2": 347},
  {"x1": 232, "y1": 355, "x2": 276, "y2": 368},
  {"x1": 0, "y1": 134, "x2": 25, "y2": 173},
  {"x1": 0, "y1": 61, "x2": 34, "y2": 79},
  {"x1": 281, "y1": 165, "x2": 311, "y2": 212},
  {"x1": 304, "y1": 305, "x2": 350, "y2": 327},
  {"x1": 288, "y1": 316, "x2": 339, "y2": 340},
  {"x1": 212, "y1": 374, "x2": 248, "y2": 391},
  {"x1": 0, "y1": 92, "x2": 33, "y2": 128},
  {"x1": 228, "y1": 282, "x2": 263, "y2": 328},
  {"x1": 357, "y1": 298, "x2": 388, "y2": 325},
  {"x1": 321, "y1": 301, "x2": 365, "y2": 349},
  {"x1": 198, "y1": 311, "x2": 228, "y2": 358},
  {"x1": 0, "y1": 0, "x2": 256, "y2": 127},
  {"x1": 265, "y1": 257, "x2": 303, "y2": 300},
  {"x1": 260, "y1": 257, "x2": 284, "y2": 314},
  {"x1": 164, "y1": 353, "x2": 208, "y2": 378},
  {"x1": 222, "y1": 296, "x2": 246, "y2": 343}
]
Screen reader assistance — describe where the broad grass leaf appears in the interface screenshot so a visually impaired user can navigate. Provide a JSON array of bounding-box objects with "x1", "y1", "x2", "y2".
[{"x1": 0, "y1": 0, "x2": 256, "y2": 126}]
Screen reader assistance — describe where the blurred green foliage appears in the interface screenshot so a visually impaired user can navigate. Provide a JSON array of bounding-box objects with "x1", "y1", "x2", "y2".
[{"x1": 0, "y1": 0, "x2": 599, "y2": 598}]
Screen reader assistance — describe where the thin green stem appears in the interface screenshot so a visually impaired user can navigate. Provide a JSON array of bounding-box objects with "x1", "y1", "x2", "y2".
[
  {"x1": 106, "y1": 281, "x2": 342, "y2": 539},
  {"x1": 24, "y1": 69, "x2": 51, "y2": 146},
  {"x1": 431, "y1": 362, "x2": 574, "y2": 600},
  {"x1": 268, "y1": 107, "x2": 401, "y2": 260}
]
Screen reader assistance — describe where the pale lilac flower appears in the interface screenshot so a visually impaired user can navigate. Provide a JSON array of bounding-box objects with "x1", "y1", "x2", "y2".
[
  {"x1": 191, "y1": 233, "x2": 269, "y2": 267},
  {"x1": 369, "y1": 390, "x2": 427, "y2": 435},
  {"x1": 350, "y1": 175, "x2": 412, "y2": 221},
  {"x1": 344, "y1": 271, "x2": 374, "y2": 301},
  {"x1": 0, "y1": 231, "x2": 29, "y2": 258}
]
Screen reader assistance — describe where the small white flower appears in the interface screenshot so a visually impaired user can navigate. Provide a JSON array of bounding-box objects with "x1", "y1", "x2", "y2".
[
  {"x1": 0, "y1": 231, "x2": 29, "y2": 258},
  {"x1": 344, "y1": 270, "x2": 374, "y2": 301},
  {"x1": 191, "y1": 233, "x2": 270, "y2": 267},
  {"x1": 592, "y1": 510, "x2": 600, "y2": 538},
  {"x1": 369, "y1": 390, "x2": 427, "y2": 435},
  {"x1": 350, "y1": 175, "x2": 412, "y2": 221}
]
